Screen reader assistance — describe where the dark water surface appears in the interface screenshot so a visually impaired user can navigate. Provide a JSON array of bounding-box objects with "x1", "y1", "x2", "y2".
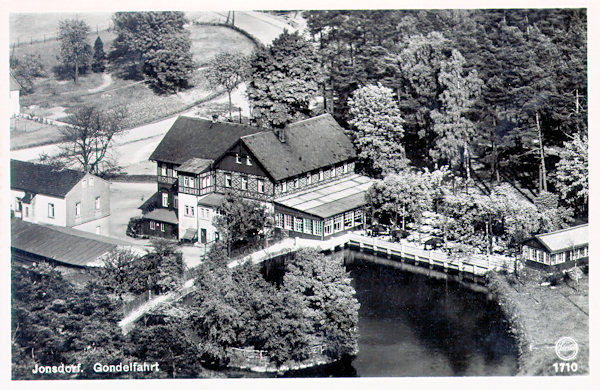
[
  {"x1": 344, "y1": 259, "x2": 518, "y2": 376},
  {"x1": 255, "y1": 252, "x2": 519, "y2": 377}
]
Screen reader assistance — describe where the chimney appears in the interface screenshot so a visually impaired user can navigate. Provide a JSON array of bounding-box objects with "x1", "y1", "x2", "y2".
[{"x1": 277, "y1": 127, "x2": 286, "y2": 143}]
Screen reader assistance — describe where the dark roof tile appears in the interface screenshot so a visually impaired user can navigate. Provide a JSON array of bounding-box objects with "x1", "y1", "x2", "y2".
[
  {"x1": 11, "y1": 159, "x2": 86, "y2": 198},
  {"x1": 241, "y1": 114, "x2": 356, "y2": 181},
  {"x1": 149, "y1": 116, "x2": 264, "y2": 165}
]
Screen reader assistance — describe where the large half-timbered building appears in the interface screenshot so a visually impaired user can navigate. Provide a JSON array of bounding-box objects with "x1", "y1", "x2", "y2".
[{"x1": 141, "y1": 113, "x2": 372, "y2": 243}]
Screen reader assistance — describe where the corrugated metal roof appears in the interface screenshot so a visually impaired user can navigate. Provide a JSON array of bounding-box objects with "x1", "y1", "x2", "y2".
[
  {"x1": 275, "y1": 174, "x2": 372, "y2": 218},
  {"x1": 535, "y1": 224, "x2": 588, "y2": 253},
  {"x1": 176, "y1": 158, "x2": 213, "y2": 174},
  {"x1": 142, "y1": 208, "x2": 178, "y2": 225},
  {"x1": 11, "y1": 219, "x2": 117, "y2": 267},
  {"x1": 11, "y1": 159, "x2": 86, "y2": 198},
  {"x1": 241, "y1": 114, "x2": 357, "y2": 181}
]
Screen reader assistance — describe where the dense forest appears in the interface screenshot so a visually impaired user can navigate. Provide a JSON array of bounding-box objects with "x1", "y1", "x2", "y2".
[{"x1": 248, "y1": 9, "x2": 587, "y2": 219}]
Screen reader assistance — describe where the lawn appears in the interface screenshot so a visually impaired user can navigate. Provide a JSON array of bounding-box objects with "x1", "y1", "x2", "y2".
[
  {"x1": 12, "y1": 22, "x2": 256, "y2": 130},
  {"x1": 489, "y1": 267, "x2": 589, "y2": 375}
]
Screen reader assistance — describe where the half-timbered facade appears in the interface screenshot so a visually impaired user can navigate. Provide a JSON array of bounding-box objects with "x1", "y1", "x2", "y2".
[{"x1": 143, "y1": 114, "x2": 371, "y2": 242}]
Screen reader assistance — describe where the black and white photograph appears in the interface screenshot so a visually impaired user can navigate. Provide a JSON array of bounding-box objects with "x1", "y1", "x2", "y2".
[{"x1": 2, "y1": 0, "x2": 596, "y2": 386}]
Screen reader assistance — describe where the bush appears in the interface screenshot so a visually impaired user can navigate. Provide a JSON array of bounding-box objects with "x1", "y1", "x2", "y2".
[
  {"x1": 126, "y1": 217, "x2": 146, "y2": 238},
  {"x1": 545, "y1": 270, "x2": 566, "y2": 286}
]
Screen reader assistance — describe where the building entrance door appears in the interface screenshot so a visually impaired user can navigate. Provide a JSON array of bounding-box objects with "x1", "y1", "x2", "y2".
[{"x1": 201, "y1": 228, "x2": 207, "y2": 244}]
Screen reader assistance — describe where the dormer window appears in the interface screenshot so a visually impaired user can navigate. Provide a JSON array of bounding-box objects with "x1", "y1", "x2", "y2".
[
  {"x1": 161, "y1": 165, "x2": 167, "y2": 176},
  {"x1": 235, "y1": 154, "x2": 242, "y2": 164},
  {"x1": 246, "y1": 156, "x2": 252, "y2": 166}
]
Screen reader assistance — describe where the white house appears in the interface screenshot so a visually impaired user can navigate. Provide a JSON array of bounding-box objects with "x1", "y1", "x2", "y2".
[{"x1": 10, "y1": 159, "x2": 111, "y2": 236}]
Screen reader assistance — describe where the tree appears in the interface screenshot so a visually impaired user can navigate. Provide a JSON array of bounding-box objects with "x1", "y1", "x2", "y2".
[
  {"x1": 429, "y1": 49, "x2": 483, "y2": 175},
  {"x1": 59, "y1": 105, "x2": 128, "y2": 174},
  {"x1": 127, "y1": 239, "x2": 184, "y2": 295},
  {"x1": 58, "y1": 19, "x2": 92, "y2": 84},
  {"x1": 151, "y1": 239, "x2": 185, "y2": 293},
  {"x1": 110, "y1": 12, "x2": 195, "y2": 93},
  {"x1": 91, "y1": 36, "x2": 106, "y2": 73},
  {"x1": 347, "y1": 84, "x2": 407, "y2": 175},
  {"x1": 247, "y1": 30, "x2": 323, "y2": 128},
  {"x1": 551, "y1": 133, "x2": 588, "y2": 217},
  {"x1": 214, "y1": 192, "x2": 270, "y2": 256},
  {"x1": 10, "y1": 53, "x2": 46, "y2": 94},
  {"x1": 281, "y1": 249, "x2": 359, "y2": 359},
  {"x1": 127, "y1": 315, "x2": 201, "y2": 378},
  {"x1": 101, "y1": 248, "x2": 140, "y2": 301},
  {"x1": 12, "y1": 263, "x2": 124, "y2": 379},
  {"x1": 366, "y1": 169, "x2": 436, "y2": 229},
  {"x1": 206, "y1": 51, "x2": 250, "y2": 120}
]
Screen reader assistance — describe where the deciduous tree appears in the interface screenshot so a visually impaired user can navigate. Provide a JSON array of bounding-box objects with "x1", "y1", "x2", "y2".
[
  {"x1": 59, "y1": 105, "x2": 128, "y2": 174},
  {"x1": 347, "y1": 83, "x2": 406, "y2": 175},
  {"x1": 214, "y1": 192, "x2": 270, "y2": 256},
  {"x1": 58, "y1": 19, "x2": 92, "y2": 84},
  {"x1": 111, "y1": 12, "x2": 195, "y2": 93},
  {"x1": 429, "y1": 50, "x2": 483, "y2": 174},
  {"x1": 247, "y1": 30, "x2": 322, "y2": 128},
  {"x1": 281, "y1": 249, "x2": 359, "y2": 359},
  {"x1": 206, "y1": 51, "x2": 250, "y2": 120},
  {"x1": 551, "y1": 133, "x2": 588, "y2": 217}
]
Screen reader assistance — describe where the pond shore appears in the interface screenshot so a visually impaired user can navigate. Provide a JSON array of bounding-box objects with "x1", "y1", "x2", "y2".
[{"x1": 487, "y1": 268, "x2": 589, "y2": 375}]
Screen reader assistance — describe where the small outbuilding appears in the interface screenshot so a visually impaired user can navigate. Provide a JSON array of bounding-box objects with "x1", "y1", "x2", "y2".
[{"x1": 521, "y1": 224, "x2": 588, "y2": 269}]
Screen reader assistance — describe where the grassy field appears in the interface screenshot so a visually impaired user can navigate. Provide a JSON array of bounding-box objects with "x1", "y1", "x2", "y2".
[
  {"x1": 10, "y1": 117, "x2": 68, "y2": 150},
  {"x1": 12, "y1": 23, "x2": 256, "y2": 130},
  {"x1": 488, "y1": 267, "x2": 589, "y2": 376},
  {"x1": 9, "y1": 12, "x2": 114, "y2": 45}
]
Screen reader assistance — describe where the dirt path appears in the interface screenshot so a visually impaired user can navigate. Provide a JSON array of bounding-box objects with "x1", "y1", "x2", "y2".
[{"x1": 87, "y1": 73, "x2": 113, "y2": 93}]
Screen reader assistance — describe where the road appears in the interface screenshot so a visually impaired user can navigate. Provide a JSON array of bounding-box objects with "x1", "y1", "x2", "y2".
[
  {"x1": 187, "y1": 10, "x2": 300, "y2": 45},
  {"x1": 11, "y1": 11, "x2": 294, "y2": 172},
  {"x1": 10, "y1": 11, "x2": 294, "y2": 265}
]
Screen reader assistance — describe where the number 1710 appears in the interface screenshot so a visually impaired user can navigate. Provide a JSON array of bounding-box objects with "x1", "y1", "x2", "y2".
[{"x1": 553, "y1": 362, "x2": 578, "y2": 373}]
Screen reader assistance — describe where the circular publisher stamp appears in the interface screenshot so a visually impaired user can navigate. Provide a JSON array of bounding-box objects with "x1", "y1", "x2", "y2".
[{"x1": 555, "y1": 337, "x2": 579, "y2": 361}]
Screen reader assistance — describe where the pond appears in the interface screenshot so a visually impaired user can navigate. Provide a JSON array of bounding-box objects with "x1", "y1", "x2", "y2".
[{"x1": 263, "y1": 250, "x2": 519, "y2": 377}]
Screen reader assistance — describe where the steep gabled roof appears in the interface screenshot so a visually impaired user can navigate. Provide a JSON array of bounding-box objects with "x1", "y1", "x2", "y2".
[
  {"x1": 10, "y1": 159, "x2": 86, "y2": 198},
  {"x1": 241, "y1": 114, "x2": 357, "y2": 181},
  {"x1": 149, "y1": 116, "x2": 265, "y2": 165}
]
